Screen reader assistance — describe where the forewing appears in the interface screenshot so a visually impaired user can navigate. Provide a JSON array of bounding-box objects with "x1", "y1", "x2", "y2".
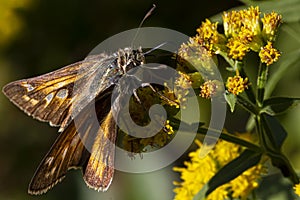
[{"x1": 2, "y1": 54, "x2": 115, "y2": 131}]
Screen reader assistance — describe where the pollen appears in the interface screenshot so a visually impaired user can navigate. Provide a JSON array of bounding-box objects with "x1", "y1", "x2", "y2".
[
  {"x1": 226, "y1": 75, "x2": 249, "y2": 95},
  {"x1": 259, "y1": 41, "x2": 281, "y2": 66},
  {"x1": 227, "y1": 38, "x2": 249, "y2": 60},
  {"x1": 200, "y1": 80, "x2": 218, "y2": 99},
  {"x1": 173, "y1": 135, "x2": 266, "y2": 200},
  {"x1": 294, "y1": 183, "x2": 300, "y2": 197},
  {"x1": 262, "y1": 12, "x2": 282, "y2": 41}
]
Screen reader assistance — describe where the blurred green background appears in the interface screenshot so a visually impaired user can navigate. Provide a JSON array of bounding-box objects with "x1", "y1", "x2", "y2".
[{"x1": 0, "y1": 0, "x2": 299, "y2": 199}]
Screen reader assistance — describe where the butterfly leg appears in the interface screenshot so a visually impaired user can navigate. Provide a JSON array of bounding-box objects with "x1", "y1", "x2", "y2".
[{"x1": 132, "y1": 82, "x2": 157, "y2": 104}]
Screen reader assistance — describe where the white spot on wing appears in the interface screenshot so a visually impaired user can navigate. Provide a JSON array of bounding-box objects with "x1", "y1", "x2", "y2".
[
  {"x1": 62, "y1": 147, "x2": 68, "y2": 158},
  {"x1": 45, "y1": 157, "x2": 54, "y2": 166},
  {"x1": 45, "y1": 93, "x2": 54, "y2": 103},
  {"x1": 57, "y1": 82, "x2": 65, "y2": 88},
  {"x1": 56, "y1": 89, "x2": 68, "y2": 99},
  {"x1": 50, "y1": 166, "x2": 57, "y2": 176},
  {"x1": 22, "y1": 83, "x2": 35, "y2": 92},
  {"x1": 45, "y1": 166, "x2": 56, "y2": 178}
]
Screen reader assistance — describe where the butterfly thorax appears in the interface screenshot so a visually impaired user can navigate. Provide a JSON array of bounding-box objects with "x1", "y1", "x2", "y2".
[{"x1": 116, "y1": 47, "x2": 145, "y2": 74}]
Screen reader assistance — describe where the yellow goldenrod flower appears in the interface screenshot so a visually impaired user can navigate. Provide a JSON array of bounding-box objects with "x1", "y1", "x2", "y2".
[
  {"x1": 175, "y1": 71, "x2": 193, "y2": 89},
  {"x1": 120, "y1": 86, "x2": 176, "y2": 153},
  {"x1": 230, "y1": 164, "x2": 266, "y2": 199},
  {"x1": 259, "y1": 41, "x2": 281, "y2": 66},
  {"x1": 242, "y1": 6, "x2": 261, "y2": 35},
  {"x1": 238, "y1": 26, "x2": 255, "y2": 45},
  {"x1": 162, "y1": 72, "x2": 192, "y2": 108},
  {"x1": 200, "y1": 80, "x2": 219, "y2": 99},
  {"x1": 162, "y1": 88, "x2": 180, "y2": 108},
  {"x1": 123, "y1": 119, "x2": 175, "y2": 154},
  {"x1": 262, "y1": 12, "x2": 282, "y2": 42},
  {"x1": 212, "y1": 138, "x2": 240, "y2": 166},
  {"x1": 165, "y1": 120, "x2": 174, "y2": 135},
  {"x1": 226, "y1": 75, "x2": 249, "y2": 95},
  {"x1": 224, "y1": 7, "x2": 265, "y2": 58},
  {"x1": 196, "y1": 19, "x2": 219, "y2": 42},
  {"x1": 177, "y1": 37, "x2": 218, "y2": 79},
  {"x1": 178, "y1": 38, "x2": 202, "y2": 60},
  {"x1": 294, "y1": 183, "x2": 300, "y2": 197},
  {"x1": 173, "y1": 136, "x2": 266, "y2": 200},
  {"x1": 223, "y1": 10, "x2": 243, "y2": 38},
  {"x1": 227, "y1": 38, "x2": 250, "y2": 60},
  {"x1": 195, "y1": 19, "x2": 220, "y2": 53},
  {"x1": 238, "y1": 26, "x2": 263, "y2": 52},
  {"x1": 173, "y1": 140, "x2": 218, "y2": 200},
  {"x1": 187, "y1": 6, "x2": 281, "y2": 65},
  {"x1": 193, "y1": 19, "x2": 227, "y2": 55},
  {"x1": 223, "y1": 6, "x2": 260, "y2": 38}
]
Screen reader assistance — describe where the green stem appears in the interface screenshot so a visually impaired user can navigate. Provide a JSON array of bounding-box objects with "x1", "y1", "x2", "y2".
[
  {"x1": 255, "y1": 115, "x2": 268, "y2": 152},
  {"x1": 218, "y1": 51, "x2": 236, "y2": 70},
  {"x1": 236, "y1": 95, "x2": 260, "y2": 115},
  {"x1": 239, "y1": 67, "x2": 256, "y2": 104},
  {"x1": 197, "y1": 127, "x2": 261, "y2": 152},
  {"x1": 256, "y1": 62, "x2": 268, "y2": 107},
  {"x1": 255, "y1": 115, "x2": 299, "y2": 185}
]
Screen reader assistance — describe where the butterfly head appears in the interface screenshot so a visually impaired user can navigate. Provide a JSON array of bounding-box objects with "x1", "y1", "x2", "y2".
[{"x1": 117, "y1": 47, "x2": 144, "y2": 74}]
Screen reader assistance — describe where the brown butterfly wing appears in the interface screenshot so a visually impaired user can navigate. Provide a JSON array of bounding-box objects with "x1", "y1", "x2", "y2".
[
  {"x1": 28, "y1": 90, "x2": 116, "y2": 194},
  {"x1": 83, "y1": 110, "x2": 116, "y2": 191},
  {"x1": 2, "y1": 54, "x2": 115, "y2": 131},
  {"x1": 3, "y1": 62, "x2": 78, "y2": 126},
  {"x1": 28, "y1": 120, "x2": 87, "y2": 195}
]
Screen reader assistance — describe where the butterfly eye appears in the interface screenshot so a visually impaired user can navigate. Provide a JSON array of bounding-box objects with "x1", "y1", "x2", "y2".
[{"x1": 137, "y1": 54, "x2": 144, "y2": 64}]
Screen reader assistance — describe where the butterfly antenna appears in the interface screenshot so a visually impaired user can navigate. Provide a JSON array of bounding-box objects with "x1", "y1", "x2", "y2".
[
  {"x1": 131, "y1": 4, "x2": 156, "y2": 47},
  {"x1": 143, "y1": 42, "x2": 167, "y2": 55}
]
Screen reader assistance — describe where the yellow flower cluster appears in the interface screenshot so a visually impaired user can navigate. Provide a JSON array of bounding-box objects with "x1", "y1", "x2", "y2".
[
  {"x1": 122, "y1": 119, "x2": 175, "y2": 154},
  {"x1": 182, "y1": 6, "x2": 282, "y2": 65},
  {"x1": 226, "y1": 75, "x2": 249, "y2": 95},
  {"x1": 222, "y1": 6, "x2": 281, "y2": 61},
  {"x1": 262, "y1": 12, "x2": 282, "y2": 42},
  {"x1": 162, "y1": 71, "x2": 192, "y2": 109},
  {"x1": 194, "y1": 19, "x2": 226, "y2": 54},
  {"x1": 120, "y1": 87, "x2": 175, "y2": 154},
  {"x1": 259, "y1": 41, "x2": 281, "y2": 66},
  {"x1": 294, "y1": 183, "x2": 300, "y2": 197},
  {"x1": 173, "y1": 137, "x2": 266, "y2": 200},
  {"x1": 200, "y1": 80, "x2": 219, "y2": 99}
]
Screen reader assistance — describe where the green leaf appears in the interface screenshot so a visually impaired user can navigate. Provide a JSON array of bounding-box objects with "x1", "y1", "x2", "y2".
[
  {"x1": 169, "y1": 116, "x2": 205, "y2": 131},
  {"x1": 195, "y1": 149, "x2": 262, "y2": 198},
  {"x1": 268, "y1": 152, "x2": 300, "y2": 185},
  {"x1": 225, "y1": 93, "x2": 236, "y2": 112},
  {"x1": 265, "y1": 48, "x2": 300, "y2": 99},
  {"x1": 197, "y1": 127, "x2": 261, "y2": 152},
  {"x1": 236, "y1": 95, "x2": 260, "y2": 115},
  {"x1": 263, "y1": 97, "x2": 300, "y2": 115},
  {"x1": 261, "y1": 113, "x2": 287, "y2": 150}
]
